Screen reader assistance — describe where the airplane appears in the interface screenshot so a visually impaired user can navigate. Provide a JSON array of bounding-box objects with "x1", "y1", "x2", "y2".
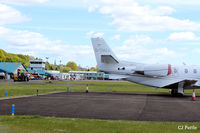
[{"x1": 91, "y1": 37, "x2": 200, "y2": 96}]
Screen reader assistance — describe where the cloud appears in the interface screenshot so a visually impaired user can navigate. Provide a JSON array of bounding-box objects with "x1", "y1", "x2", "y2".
[
  {"x1": 168, "y1": 32, "x2": 200, "y2": 41},
  {"x1": 135, "y1": 0, "x2": 200, "y2": 6},
  {"x1": 0, "y1": 1, "x2": 95, "y2": 66},
  {"x1": 0, "y1": 3, "x2": 29, "y2": 25},
  {"x1": 193, "y1": 49, "x2": 200, "y2": 53},
  {"x1": 110, "y1": 34, "x2": 120, "y2": 40},
  {"x1": 114, "y1": 35, "x2": 183, "y2": 64},
  {"x1": 0, "y1": 0, "x2": 48, "y2": 5},
  {"x1": 85, "y1": 0, "x2": 200, "y2": 31},
  {"x1": 0, "y1": 27, "x2": 93, "y2": 63},
  {"x1": 86, "y1": 31, "x2": 104, "y2": 38},
  {"x1": 88, "y1": 5, "x2": 99, "y2": 12},
  {"x1": 86, "y1": 31, "x2": 94, "y2": 38},
  {"x1": 94, "y1": 32, "x2": 104, "y2": 37}
]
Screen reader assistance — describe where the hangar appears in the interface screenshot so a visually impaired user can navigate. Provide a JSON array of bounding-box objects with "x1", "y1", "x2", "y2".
[{"x1": 0, "y1": 62, "x2": 27, "y2": 80}]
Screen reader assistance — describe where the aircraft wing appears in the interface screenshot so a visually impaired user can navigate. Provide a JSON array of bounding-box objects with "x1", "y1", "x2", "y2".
[
  {"x1": 126, "y1": 75, "x2": 198, "y2": 88},
  {"x1": 108, "y1": 74, "x2": 129, "y2": 80}
]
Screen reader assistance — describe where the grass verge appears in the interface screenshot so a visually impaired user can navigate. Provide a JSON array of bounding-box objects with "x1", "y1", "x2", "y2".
[{"x1": 0, "y1": 115, "x2": 199, "y2": 133}]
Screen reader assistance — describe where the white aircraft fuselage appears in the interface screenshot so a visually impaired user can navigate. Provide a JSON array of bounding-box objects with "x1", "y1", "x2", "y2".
[{"x1": 91, "y1": 37, "x2": 200, "y2": 96}]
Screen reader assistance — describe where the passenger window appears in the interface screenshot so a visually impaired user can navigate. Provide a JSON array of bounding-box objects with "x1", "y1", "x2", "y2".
[
  {"x1": 185, "y1": 69, "x2": 188, "y2": 73},
  {"x1": 174, "y1": 68, "x2": 177, "y2": 73},
  {"x1": 193, "y1": 69, "x2": 197, "y2": 74}
]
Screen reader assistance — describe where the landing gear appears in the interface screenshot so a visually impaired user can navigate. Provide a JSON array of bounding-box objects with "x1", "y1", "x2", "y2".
[
  {"x1": 171, "y1": 89, "x2": 184, "y2": 96},
  {"x1": 171, "y1": 82, "x2": 184, "y2": 96}
]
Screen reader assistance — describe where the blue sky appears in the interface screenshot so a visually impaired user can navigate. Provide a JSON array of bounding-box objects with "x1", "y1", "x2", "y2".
[{"x1": 0, "y1": 0, "x2": 200, "y2": 67}]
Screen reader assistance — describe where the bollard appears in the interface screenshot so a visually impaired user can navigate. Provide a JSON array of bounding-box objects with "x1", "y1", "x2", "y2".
[
  {"x1": 54, "y1": 88, "x2": 56, "y2": 92},
  {"x1": 5, "y1": 92, "x2": 7, "y2": 97},
  {"x1": 86, "y1": 84, "x2": 88, "y2": 93},
  {"x1": 169, "y1": 89, "x2": 172, "y2": 94},
  {"x1": 67, "y1": 88, "x2": 69, "y2": 93},
  {"x1": 37, "y1": 89, "x2": 39, "y2": 96},
  {"x1": 11, "y1": 104, "x2": 15, "y2": 116},
  {"x1": 110, "y1": 88, "x2": 112, "y2": 92}
]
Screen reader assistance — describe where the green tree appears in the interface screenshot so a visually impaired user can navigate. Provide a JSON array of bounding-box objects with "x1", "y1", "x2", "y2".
[
  {"x1": 60, "y1": 67, "x2": 71, "y2": 73},
  {"x1": 66, "y1": 61, "x2": 79, "y2": 71},
  {"x1": 0, "y1": 49, "x2": 6, "y2": 62},
  {"x1": 50, "y1": 65, "x2": 53, "y2": 70},
  {"x1": 45, "y1": 62, "x2": 51, "y2": 70},
  {"x1": 23, "y1": 62, "x2": 30, "y2": 68},
  {"x1": 89, "y1": 65, "x2": 99, "y2": 71},
  {"x1": 90, "y1": 67, "x2": 97, "y2": 71}
]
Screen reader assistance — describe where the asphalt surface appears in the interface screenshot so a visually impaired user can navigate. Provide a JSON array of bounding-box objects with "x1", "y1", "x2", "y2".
[{"x1": 0, "y1": 92, "x2": 200, "y2": 122}]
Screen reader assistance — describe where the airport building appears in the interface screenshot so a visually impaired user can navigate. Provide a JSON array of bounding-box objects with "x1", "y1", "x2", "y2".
[
  {"x1": 0, "y1": 60, "x2": 106, "y2": 81},
  {"x1": 68, "y1": 71, "x2": 104, "y2": 80},
  {"x1": 0, "y1": 62, "x2": 27, "y2": 80},
  {"x1": 27, "y1": 59, "x2": 50, "y2": 79},
  {"x1": 46, "y1": 70, "x2": 69, "y2": 80},
  {"x1": 29, "y1": 59, "x2": 45, "y2": 71}
]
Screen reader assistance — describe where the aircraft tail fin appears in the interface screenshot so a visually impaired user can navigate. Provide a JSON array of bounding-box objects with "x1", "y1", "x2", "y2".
[{"x1": 91, "y1": 37, "x2": 119, "y2": 71}]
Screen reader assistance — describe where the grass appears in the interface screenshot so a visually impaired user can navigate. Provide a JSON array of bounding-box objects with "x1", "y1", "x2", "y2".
[
  {"x1": 0, "y1": 115, "x2": 199, "y2": 133},
  {"x1": 0, "y1": 80, "x2": 197, "y2": 98}
]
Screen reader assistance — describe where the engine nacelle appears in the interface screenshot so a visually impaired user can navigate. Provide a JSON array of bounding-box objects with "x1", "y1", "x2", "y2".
[{"x1": 143, "y1": 64, "x2": 172, "y2": 77}]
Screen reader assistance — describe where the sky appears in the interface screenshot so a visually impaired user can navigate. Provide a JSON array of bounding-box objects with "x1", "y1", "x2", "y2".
[{"x1": 0, "y1": 0, "x2": 200, "y2": 67}]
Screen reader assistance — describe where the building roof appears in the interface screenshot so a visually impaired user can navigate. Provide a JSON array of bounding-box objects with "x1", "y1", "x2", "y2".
[
  {"x1": 0, "y1": 68, "x2": 6, "y2": 73},
  {"x1": 27, "y1": 68, "x2": 52, "y2": 76},
  {"x1": 46, "y1": 70, "x2": 60, "y2": 74},
  {"x1": 0, "y1": 62, "x2": 25, "y2": 73}
]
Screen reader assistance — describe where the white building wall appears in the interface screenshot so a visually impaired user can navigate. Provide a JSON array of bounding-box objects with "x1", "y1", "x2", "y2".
[
  {"x1": 13, "y1": 65, "x2": 27, "y2": 74},
  {"x1": 29, "y1": 59, "x2": 45, "y2": 70}
]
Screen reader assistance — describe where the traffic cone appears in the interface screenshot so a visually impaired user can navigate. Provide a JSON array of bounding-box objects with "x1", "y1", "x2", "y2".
[
  {"x1": 86, "y1": 84, "x2": 88, "y2": 93},
  {"x1": 192, "y1": 89, "x2": 196, "y2": 101}
]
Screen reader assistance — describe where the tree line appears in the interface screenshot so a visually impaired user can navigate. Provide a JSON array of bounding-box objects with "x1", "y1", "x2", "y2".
[
  {"x1": 0, "y1": 49, "x2": 31, "y2": 68},
  {"x1": 45, "y1": 61, "x2": 98, "y2": 73}
]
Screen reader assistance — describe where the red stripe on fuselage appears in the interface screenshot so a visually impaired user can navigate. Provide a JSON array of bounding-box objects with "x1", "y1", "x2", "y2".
[{"x1": 168, "y1": 64, "x2": 172, "y2": 75}]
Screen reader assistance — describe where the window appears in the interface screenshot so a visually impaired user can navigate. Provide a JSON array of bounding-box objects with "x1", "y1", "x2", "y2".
[
  {"x1": 174, "y1": 68, "x2": 177, "y2": 73},
  {"x1": 118, "y1": 67, "x2": 125, "y2": 70},
  {"x1": 193, "y1": 69, "x2": 197, "y2": 74},
  {"x1": 185, "y1": 69, "x2": 188, "y2": 73}
]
